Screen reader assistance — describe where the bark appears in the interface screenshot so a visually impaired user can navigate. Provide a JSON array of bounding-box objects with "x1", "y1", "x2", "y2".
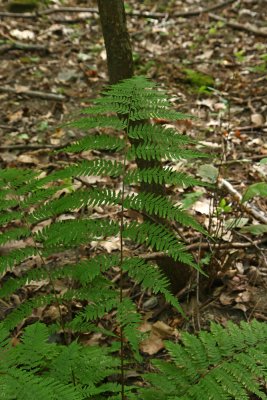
[
  {"x1": 97, "y1": 0, "x2": 192, "y2": 294},
  {"x1": 97, "y1": 0, "x2": 133, "y2": 84}
]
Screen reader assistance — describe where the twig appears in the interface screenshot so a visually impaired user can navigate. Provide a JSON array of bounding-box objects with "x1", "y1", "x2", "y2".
[
  {"x1": 209, "y1": 13, "x2": 267, "y2": 37},
  {"x1": 0, "y1": 41, "x2": 48, "y2": 54},
  {"x1": 218, "y1": 177, "x2": 267, "y2": 224},
  {"x1": 0, "y1": 86, "x2": 66, "y2": 101},
  {"x1": 0, "y1": 0, "x2": 236, "y2": 20},
  {"x1": 234, "y1": 125, "x2": 266, "y2": 132},
  {"x1": 139, "y1": 238, "x2": 267, "y2": 260},
  {"x1": 0, "y1": 144, "x2": 63, "y2": 151}
]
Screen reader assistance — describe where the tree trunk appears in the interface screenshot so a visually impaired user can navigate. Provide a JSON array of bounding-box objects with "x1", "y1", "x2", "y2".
[
  {"x1": 97, "y1": 0, "x2": 133, "y2": 84},
  {"x1": 97, "y1": 0, "x2": 192, "y2": 294}
]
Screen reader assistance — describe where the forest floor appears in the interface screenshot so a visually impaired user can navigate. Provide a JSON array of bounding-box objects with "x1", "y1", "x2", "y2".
[{"x1": 0, "y1": 0, "x2": 267, "y2": 360}]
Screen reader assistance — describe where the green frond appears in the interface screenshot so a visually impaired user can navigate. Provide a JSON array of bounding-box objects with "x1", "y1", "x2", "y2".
[
  {"x1": 0, "y1": 227, "x2": 31, "y2": 246},
  {"x1": 124, "y1": 220, "x2": 196, "y2": 267},
  {"x1": 123, "y1": 192, "x2": 206, "y2": 234},
  {"x1": 122, "y1": 257, "x2": 183, "y2": 313},
  {"x1": 2, "y1": 295, "x2": 55, "y2": 331},
  {"x1": 62, "y1": 135, "x2": 126, "y2": 154},
  {"x1": 125, "y1": 166, "x2": 206, "y2": 187},
  {"x1": 117, "y1": 298, "x2": 142, "y2": 360},
  {"x1": 0, "y1": 254, "x2": 119, "y2": 300},
  {"x1": 127, "y1": 143, "x2": 209, "y2": 162},
  {"x1": 0, "y1": 247, "x2": 37, "y2": 275},
  {"x1": 65, "y1": 115, "x2": 127, "y2": 130},
  {"x1": 0, "y1": 198, "x2": 19, "y2": 211},
  {"x1": 73, "y1": 76, "x2": 194, "y2": 125},
  {"x1": 128, "y1": 124, "x2": 197, "y2": 145},
  {"x1": 20, "y1": 186, "x2": 67, "y2": 210},
  {"x1": 29, "y1": 189, "x2": 121, "y2": 223},
  {"x1": 0, "y1": 368, "x2": 83, "y2": 400},
  {"x1": 0, "y1": 210, "x2": 22, "y2": 225},
  {"x1": 80, "y1": 290, "x2": 118, "y2": 321},
  {"x1": 0, "y1": 322, "x2": 120, "y2": 400},
  {"x1": 141, "y1": 319, "x2": 267, "y2": 400},
  {"x1": 36, "y1": 218, "x2": 119, "y2": 249},
  {"x1": 8, "y1": 323, "x2": 58, "y2": 371},
  {"x1": 0, "y1": 168, "x2": 38, "y2": 189}
]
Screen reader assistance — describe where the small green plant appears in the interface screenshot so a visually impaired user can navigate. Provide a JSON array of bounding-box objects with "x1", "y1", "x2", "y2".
[
  {"x1": 7, "y1": 0, "x2": 41, "y2": 12},
  {"x1": 183, "y1": 68, "x2": 214, "y2": 94}
]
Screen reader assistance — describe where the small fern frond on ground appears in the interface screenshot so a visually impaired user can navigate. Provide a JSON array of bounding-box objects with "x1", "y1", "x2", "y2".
[{"x1": 140, "y1": 319, "x2": 267, "y2": 400}]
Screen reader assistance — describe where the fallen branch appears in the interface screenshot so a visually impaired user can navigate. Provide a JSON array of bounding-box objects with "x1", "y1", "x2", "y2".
[
  {"x1": 0, "y1": 144, "x2": 63, "y2": 151},
  {"x1": 0, "y1": 86, "x2": 66, "y2": 101},
  {"x1": 218, "y1": 177, "x2": 267, "y2": 224},
  {"x1": 0, "y1": 41, "x2": 48, "y2": 54},
  {"x1": 139, "y1": 238, "x2": 267, "y2": 260},
  {"x1": 234, "y1": 125, "x2": 266, "y2": 132},
  {"x1": 0, "y1": 0, "x2": 236, "y2": 20},
  {"x1": 209, "y1": 13, "x2": 267, "y2": 37}
]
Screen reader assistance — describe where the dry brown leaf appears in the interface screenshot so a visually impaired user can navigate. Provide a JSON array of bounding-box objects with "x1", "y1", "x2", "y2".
[
  {"x1": 17, "y1": 154, "x2": 40, "y2": 165},
  {"x1": 219, "y1": 292, "x2": 234, "y2": 306},
  {"x1": 140, "y1": 332, "x2": 164, "y2": 355}
]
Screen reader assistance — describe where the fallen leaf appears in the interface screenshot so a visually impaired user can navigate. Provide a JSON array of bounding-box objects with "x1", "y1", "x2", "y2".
[
  {"x1": 251, "y1": 113, "x2": 265, "y2": 126},
  {"x1": 17, "y1": 154, "x2": 40, "y2": 164},
  {"x1": 10, "y1": 29, "x2": 35, "y2": 40},
  {"x1": 140, "y1": 332, "x2": 164, "y2": 355},
  {"x1": 219, "y1": 292, "x2": 234, "y2": 306}
]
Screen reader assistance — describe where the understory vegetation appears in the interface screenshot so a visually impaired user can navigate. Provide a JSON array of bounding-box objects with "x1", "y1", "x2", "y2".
[{"x1": 0, "y1": 76, "x2": 267, "y2": 399}]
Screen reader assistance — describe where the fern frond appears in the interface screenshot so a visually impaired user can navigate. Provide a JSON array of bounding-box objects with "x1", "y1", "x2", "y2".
[
  {"x1": 0, "y1": 322, "x2": 120, "y2": 400},
  {"x1": 141, "y1": 319, "x2": 267, "y2": 400},
  {"x1": 0, "y1": 210, "x2": 22, "y2": 225},
  {"x1": 125, "y1": 166, "x2": 206, "y2": 187},
  {"x1": 65, "y1": 115, "x2": 127, "y2": 130},
  {"x1": 62, "y1": 135, "x2": 126, "y2": 154},
  {"x1": 124, "y1": 220, "x2": 196, "y2": 267},
  {"x1": 123, "y1": 192, "x2": 206, "y2": 234},
  {"x1": 128, "y1": 124, "x2": 196, "y2": 145},
  {"x1": 29, "y1": 189, "x2": 120, "y2": 222},
  {"x1": 0, "y1": 227, "x2": 31, "y2": 246},
  {"x1": 0, "y1": 247, "x2": 37, "y2": 275},
  {"x1": 36, "y1": 219, "x2": 119, "y2": 249},
  {"x1": 127, "y1": 142, "x2": 208, "y2": 162},
  {"x1": 2, "y1": 295, "x2": 54, "y2": 331},
  {"x1": 122, "y1": 257, "x2": 183, "y2": 313},
  {"x1": 117, "y1": 298, "x2": 142, "y2": 360}
]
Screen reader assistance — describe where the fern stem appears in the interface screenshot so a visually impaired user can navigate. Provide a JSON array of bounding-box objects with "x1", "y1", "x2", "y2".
[{"x1": 118, "y1": 85, "x2": 136, "y2": 400}]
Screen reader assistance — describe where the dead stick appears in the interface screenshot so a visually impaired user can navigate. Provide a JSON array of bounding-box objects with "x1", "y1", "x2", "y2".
[
  {"x1": 0, "y1": 86, "x2": 65, "y2": 101},
  {"x1": 0, "y1": 144, "x2": 63, "y2": 151},
  {"x1": 218, "y1": 177, "x2": 267, "y2": 224},
  {"x1": 0, "y1": 0, "x2": 236, "y2": 19},
  {"x1": 0, "y1": 41, "x2": 48, "y2": 54},
  {"x1": 139, "y1": 238, "x2": 267, "y2": 260},
  {"x1": 209, "y1": 13, "x2": 267, "y2": 37}
]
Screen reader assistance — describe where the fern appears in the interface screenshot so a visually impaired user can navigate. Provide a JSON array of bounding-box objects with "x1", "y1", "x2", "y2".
[
  {"x1": 140, "y1": 319, "x2": 267, "y2": 400},
  {"x1": 0, "y1": 322, "x2": 120, "y2": 400},
  {"x1": 0, "y1": 76, "x2": 213, "y2": 399}
]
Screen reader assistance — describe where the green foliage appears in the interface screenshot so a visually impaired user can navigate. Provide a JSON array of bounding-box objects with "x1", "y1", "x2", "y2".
[
  {"x1": 182, "y1": 69, "x2": 214, "y2": 93},
  {"x1": 4, "y1": 76, "x2": 264, "y2": 400},
  {"x1": 140, "y1": 319, "x2": 267, "y2": 400},
  {"x1": 0, "y1": 76, "x2": 209, "y2": 398},
  {"x1": 0, "y1": 322, "x2": 121, "y2": 400},
  {"x1": 242, "y1": 182, "x2": 267, "y2": 203},
  {"x1": 7, "y1": 0, "x2": 40, "y2": 13}
]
